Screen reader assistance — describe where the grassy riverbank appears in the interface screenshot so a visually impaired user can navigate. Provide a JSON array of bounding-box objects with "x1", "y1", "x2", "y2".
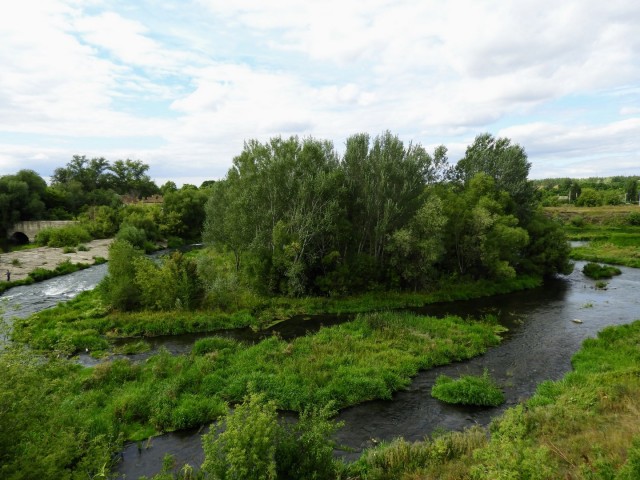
[
  {"x1": 0, "y1": 312, "x2": 503, "y2": 479},
  {"x1": 345, "y1": 320, "x2": 640, "y2": 479},
  {"x1": 10, "y1": 274, "x2": 539, "y2": 355},
  {"x1": 543, "y1": 205, "x2": 640, "y2": 268}
]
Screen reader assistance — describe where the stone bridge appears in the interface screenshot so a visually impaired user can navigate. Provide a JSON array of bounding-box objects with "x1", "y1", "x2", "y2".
[{"x1": 7, "y1": 220, "x2": 78, "y2": 244}]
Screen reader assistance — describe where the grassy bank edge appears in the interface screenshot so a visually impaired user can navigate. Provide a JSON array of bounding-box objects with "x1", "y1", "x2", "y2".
[{"x1": 11, "y1": 274, "x2": 541, "y2": 354}]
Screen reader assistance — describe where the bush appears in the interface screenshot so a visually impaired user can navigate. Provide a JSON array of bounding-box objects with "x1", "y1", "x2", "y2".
[
  {"x1": 36, "y1": 224, "x2": 92, "y2": 247},
  {"x1": 202, "y1": 393, "x2": 279, "y2": 480},
  {"x1": 569, "y1": 215, "x2": 585, "y2": 227},
  {"x1": 627, "y1": 212, "x2": 640, "y2": 226},
  {"x1": 431, "y1": 370, "x2": 505, "y2": 407},
  {"x1": 582, "y1": 262, "x2": 622, "y2": 280},
  {"x1": 116, "y1": 225, "x2": 147, "y2": 249},
  {"x1": 201, "y1": 394, "x2": 342, "y2": 480}
]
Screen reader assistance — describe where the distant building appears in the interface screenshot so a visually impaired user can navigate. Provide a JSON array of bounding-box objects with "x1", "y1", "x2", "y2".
[{"x1": 121, "y1": 194, "x2": 164, "y2": 205}]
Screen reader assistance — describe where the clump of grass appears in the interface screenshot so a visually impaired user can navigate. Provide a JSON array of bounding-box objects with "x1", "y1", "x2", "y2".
[
  {"x1": 11, "y1": 258, "x2": 21, "y2": 267},
  {"x1": 595, "y1": 280, "x2": 608, "y2": 290},
  {"x1": 92, "y1": 256, "x2": 107, "y2": 265},
  {"x1": 63, "y1": 246, "x2": 76, "y2": 254},
  {"x1": 431, "y1": 369, "x2": 505, "y2": 407},
  {"x1": 77, "y1": 244, "x2": 89, "y2": 252},
  {"x1": 582, "y1": 262, "x2": 622, "y2": 280}
]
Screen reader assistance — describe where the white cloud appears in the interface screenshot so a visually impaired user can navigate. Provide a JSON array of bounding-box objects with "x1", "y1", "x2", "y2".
[{"x1": 1, "y1": 0, "x2": 640, "y2": 183}]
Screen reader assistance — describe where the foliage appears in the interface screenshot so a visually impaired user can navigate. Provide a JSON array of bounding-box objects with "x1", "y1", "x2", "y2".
[
  {"x1": 350, "y1": 427, "x2": 487, "y2": 480},
  {"x1": 204, "y1": 133, "x2": 564, "y2": 296},
  {"x1": 455, "y1": 132, "x2": 535, "y2": 220},
  {"x1": 202, "y1": 394, "x2": 342, "y2": 480},
  {"x1": 582, "y1": 262, "x2": 622, "y2": 279},
  {"x1": 0, "y1": 346, "x2": 123, "y2": 479},
  {"x1": 100, "y1": 239, "x2": 144, "y2": 310},
  {"x1": 28, "y1": 259, "x2": 92, "y2": 282},
  {"x1": 0, "y1": 170, "x2": 47, "y2": 239},
  {"x1": 35, "y1": 223, "x2": 92, "y2": 247},
  {"x1": 134, "y1": 252, "x2": 204, "y2": 311},
  {"x1": 431, "y1": 369, "x2": 505, "y2": 407}
]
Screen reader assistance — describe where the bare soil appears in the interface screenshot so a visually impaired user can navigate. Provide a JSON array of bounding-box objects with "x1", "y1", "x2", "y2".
[{"x1": 0, "y1": 239, "x2": 113, "y2": 281}]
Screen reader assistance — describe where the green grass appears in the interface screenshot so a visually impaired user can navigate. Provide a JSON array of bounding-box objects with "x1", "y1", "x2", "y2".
[{"x1": 431, "y1": 370, "x2": 505, "y2": 407}]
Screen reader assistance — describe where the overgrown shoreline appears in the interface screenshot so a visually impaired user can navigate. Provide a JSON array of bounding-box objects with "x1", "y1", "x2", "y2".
[{"x1": 11, "y1": 274, "x2": 541, "y2": 355}]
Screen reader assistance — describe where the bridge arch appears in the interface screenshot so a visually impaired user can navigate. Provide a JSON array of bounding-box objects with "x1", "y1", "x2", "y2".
[{"x1": 6, "y1": 221, "x2": 78, "y2": 244}]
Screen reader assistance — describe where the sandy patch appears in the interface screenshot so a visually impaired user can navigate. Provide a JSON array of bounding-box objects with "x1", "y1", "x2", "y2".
[{"x1": 0, "y1": 238, "x2": 113, "y2": 281}]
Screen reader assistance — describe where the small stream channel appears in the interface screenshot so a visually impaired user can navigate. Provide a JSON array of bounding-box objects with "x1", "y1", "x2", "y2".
[{"x1": 2, "y1": 257, "x2": 640, "y2": 478}]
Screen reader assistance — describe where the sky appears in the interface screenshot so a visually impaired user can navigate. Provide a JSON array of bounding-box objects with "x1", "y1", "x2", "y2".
[{"x1": 1, "y1": 0, "x2": 640, "y2": 186}]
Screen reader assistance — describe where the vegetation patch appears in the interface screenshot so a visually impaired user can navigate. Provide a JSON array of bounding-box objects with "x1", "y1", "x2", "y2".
[
  {"x1": 431, "y1": 369, "x2": 505, "y2": 407},
  {"x1": 582, "y1": 262, "x2": 622, "y2": 279},
  {"x1": 1, "y1": 311, "x2": 502, "y2": 479},
  {"x1": 35, "y1": 224, "x2": 92, "y2": 247}
]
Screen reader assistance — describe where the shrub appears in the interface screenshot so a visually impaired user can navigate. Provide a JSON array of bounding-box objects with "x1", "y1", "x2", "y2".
[
  {"x1": 569, "y1": 215, "x2": 585, "y2": 227},
  {"x1": 36, "y1": 224, "x2": 92, "y2": 247},
  {"x1": 202, "y1": 393, "x2": 279, "y2": 480},
  {"x1": 431, "y1": 370, "x2": 505, "y2": 407},
  {"x1": 116, "y1": 225, "x2": 147, "y2": 249},
  {"x1": 582, "y1": 263, "x2": 622, "y2": 280},
  {"x1": 627, "y1": 212, "x2": 640, "y2": 226},
  {"x1": 201, "y1": 394, "x2": 342, "y2": 480}
]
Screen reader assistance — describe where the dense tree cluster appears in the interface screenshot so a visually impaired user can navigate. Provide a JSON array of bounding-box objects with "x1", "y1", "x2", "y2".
[
  {"x1": 203, "y1": 132, "x2": 572, "y2": 297},
  {"x1": 1, "y1": 157, "x2": 213, "y2": 249},
  {"x1": 534, "y1": 176, "x2": 639, "y2": 206}
]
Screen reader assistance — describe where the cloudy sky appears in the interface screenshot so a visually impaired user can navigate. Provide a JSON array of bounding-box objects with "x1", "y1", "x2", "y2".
[{"x1": 1, "y1": 0, "x2": 639, "y2": 185}]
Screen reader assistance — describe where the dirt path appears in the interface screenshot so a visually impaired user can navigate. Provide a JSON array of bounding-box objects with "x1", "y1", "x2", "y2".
[{"x1": 0, "y1": 239, "x2": 113, "y2": 281}]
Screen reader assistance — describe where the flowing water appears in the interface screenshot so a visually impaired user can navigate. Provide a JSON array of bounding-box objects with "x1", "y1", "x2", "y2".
[{"x1": 2, "y1": 259, "x2": 639, "y2": 478}]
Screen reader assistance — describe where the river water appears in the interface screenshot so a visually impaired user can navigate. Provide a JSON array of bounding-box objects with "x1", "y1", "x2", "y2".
[{"x1": 2, "y1": 259, "x2": 639, "y2": 478}]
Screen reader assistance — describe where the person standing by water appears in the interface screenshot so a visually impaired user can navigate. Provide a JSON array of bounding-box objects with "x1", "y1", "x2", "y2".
[{"x1": 6, "y1": 270, "x2": 10, "y2": 282}]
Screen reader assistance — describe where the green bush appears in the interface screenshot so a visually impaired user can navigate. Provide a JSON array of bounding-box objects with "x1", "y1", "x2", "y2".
[
  {"x1": 201, "y1": 394, "x2": 342, "y2": 480},
  {"x1": 627, "y1": 212, "x2": 640, "y2": 226},
  {"x1": 202, "y1": 393, "x2": 279, "y2": 480},
  {"x1": 36, "y1": 224, "x2": 92, "y2": 247},
  {"x1": 431, "y1": 370, "x2": 505, "y2": 407},
  {"x1": 569, "y1": 215, "x2": 585, "y2": 227},
  {"x1": 582, "y1": 262, "x2": 622, "y2": 280},
  {"x1": 116, "y1": 224, "x2": 147, "y2": 249}
]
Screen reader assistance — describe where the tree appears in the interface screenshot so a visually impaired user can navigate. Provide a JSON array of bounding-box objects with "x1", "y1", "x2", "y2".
[
  {"x1": 455, "y1": 133, "x2": 535, "y2": 221},
  {"x1": 107, "y1": 159, "x2": 158, "y2": 197},
  {"x1": 341, "y1": 131, "x2": 448, "y2": 265},
  {"x1": 387, "y1": 194, "x2": 447, "y2": 289},
  {"x1": 626, "y1": 179, "x2": 638, "y2": 204},
  {"x1": 100, "y1": 239, "x2": 143, "y2": 310},
  {"x1": 0, "y1": 170, "x2": 48, "y2": 240},
  {"x1": 440, "y1": 174, "x2": 529, "y2": 279},
  {"x1": 162, "y1": 185, "x2": 209, "y2": 241}
]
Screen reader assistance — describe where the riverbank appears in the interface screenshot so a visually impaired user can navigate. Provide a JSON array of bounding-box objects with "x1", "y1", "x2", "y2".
[{"x1": 0, "y1": 238, "x2": 112, "y2": 282}]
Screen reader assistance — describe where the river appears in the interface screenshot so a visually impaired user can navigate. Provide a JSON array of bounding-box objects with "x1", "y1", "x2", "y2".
[{"x1": 2, "y1": 259, "x2": 639, "y2": 478}]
